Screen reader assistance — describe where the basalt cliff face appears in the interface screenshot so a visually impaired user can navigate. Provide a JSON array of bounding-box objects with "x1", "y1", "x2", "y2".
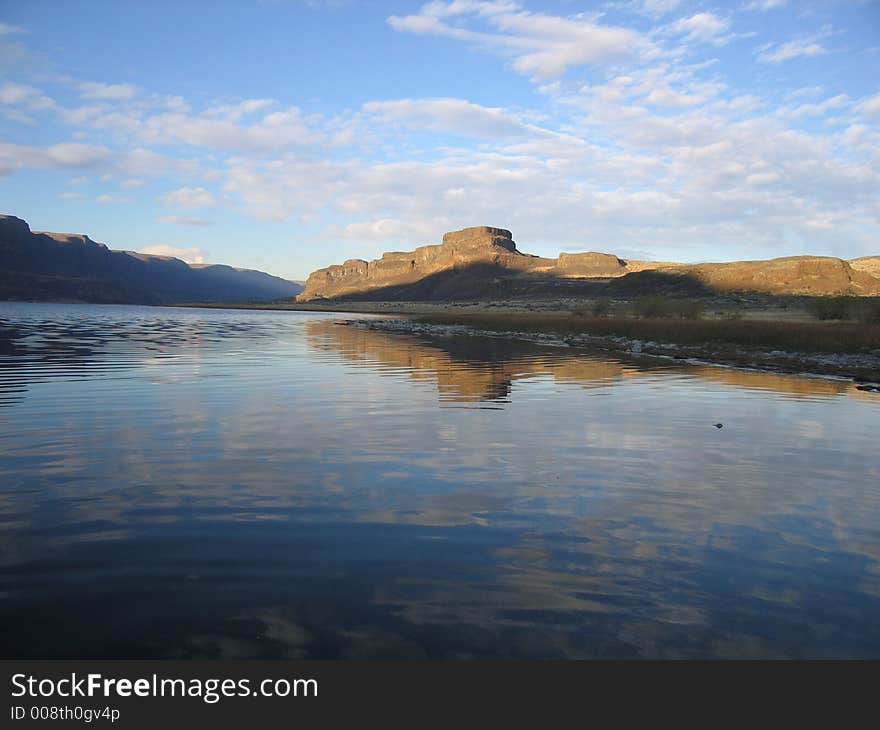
[
  {"x1": 298, "y1": 227, "x2": 553, "y2": 301},
  {"x1": 0, "y1": 214, "x2": 302, "y2": 304},
  {"x1": 851, "y1": 256, "x2": 880, "y2": 279},
  {"x1": 297, "y1": 226, "x2": 880, "y2": 301}
]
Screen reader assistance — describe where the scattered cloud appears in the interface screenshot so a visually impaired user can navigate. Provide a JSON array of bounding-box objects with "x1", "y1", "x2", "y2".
[
  {"x1": 96, "y1": 194, "x2": 128, "y2": 203},
  {"x1": 388, "y1": 1, "x2": 644, "y2": 80},
  {"x1": 856, "y1": 92, "x2": 880, "y2": 118},
  {"x1": 205, "y1": 98, "x2": 275, "y2": 120},
  {"x1": 744, "y1": 0, "x2": 786, "y2": 10},
  {"x1": 757, "y1": 36, "x2": 828, "y2": 63},
  {"x1": 632, "y1": 0, "x2": 683, "y2": 16},
  {"x1": 77, "y1": 81, "x2": 138, "y2": 100},
  {"x1": 783, "y1": 93, "x2": 849, "y2": 119},
  {"x1": 158, "y1": 215, "x2": 213, "y2": 226},
  {"x1": 363, "y1": 97, "x2": 543, "y2": 138},
  {"x1": 0, "y1": 82, "x2": 53, "y2": 108},
  {"x1": 0, "y1": 2, "x2": 876, "y2": 265},
  {"x1": 86, "y1": 103, "x2": 325, "y2": 153},
  {"x1": 326, "y1": 217, "x2": 453, "y2": 244},
  {"x1": 667, "y1": 13, "x2": 730, "y2": 45},
  {"x1": 160, "y1": 186, "x2": 216, "y2": 207},
  {"x1": 138, "y1": 244, "x2": 208, "y2": 263},
  {"x1": 0, "y1": 141, "x2": 113, "y2": 170}
]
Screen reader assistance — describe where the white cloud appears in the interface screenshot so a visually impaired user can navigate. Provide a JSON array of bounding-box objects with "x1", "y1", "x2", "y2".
[
  {"x1": 327, "y1": 217, "x2": 454, "y2": 244},
  {"x1": 667, "y1": 13, "x2": 730, "y2": 45},
  {"x1": 744, "y1": 0, "x2": 786, "y2": 10},
  {"x1": 116, "y1": 105, "x2": 324, "y2": 153},
  {"x1": 118, "y1": 148, "x2": 203, "y2": 178},
  {"x1": 158, "y1": 215, "x2": 213, "y2": 226},
  {"x1": 96, "y1": 194, "x2": 128, "y2": 203},
  {"x1": 856, "y1": 93, "x2": 880, "y2": 118},
  {"x1": 0, "y1": 3, "x2": 876, "y2": 264},
  {"x1": 205, "y1": 98, "x2": 275, "y2": 120},
  {"x1": 783, "y1": 94, "x2": 850, "y2": 119},
  {"x1": 0, "y1": 82, "x2": 55, "y2": 122},
  {"x1": 363, "y1": 97, "x2": 542, "y2": 138},
  {"x1": 0, "y1": 142, "x2": 113, "y2": 170},
  {"x1": 160, "y1": 186, "x2": 216, "y2": 207},
  {"x1": 632, "y1": 0, "x2": 683, "y2": 16},
  {"x1": 58, "y1": 192, "x2": 84, "y2": 200},
  {"x1": 389, "y1": 2, "x2": 644, "y2": 80},
  {"x1": 644, "y1": 87, "x2": 705, "y2": 106},
  {"x1": 757, "y1": 37, "x2": 827, "y2": 63},
  {"x1": 77, "y1": 81, "x2": 138, "y2": 100},
  {"x1": 138, "y1": 244, "x2": 208, "y2": 263},
  {"x1": 223, "y1": 157, "x2": 346, "y2": 221},
  {"x1": 49, "y1": 143, "x2": 112, "y2": 166},
  {"x1": 0, "y1": 82, "x2": 53, "y2": 108}
]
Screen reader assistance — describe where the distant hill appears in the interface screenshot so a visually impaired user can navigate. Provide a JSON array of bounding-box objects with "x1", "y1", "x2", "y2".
[
  {"x1": 0, "y1": 215, "x2": 302, "y2": 304},
  {"x1": 297, "y1": 226, "x2": 880, "y2": 301}
]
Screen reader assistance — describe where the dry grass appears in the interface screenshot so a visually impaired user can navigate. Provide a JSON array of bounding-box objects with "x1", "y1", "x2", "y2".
[{"x1": 415, "y1": 311, "x2": 880, "y2": 354}]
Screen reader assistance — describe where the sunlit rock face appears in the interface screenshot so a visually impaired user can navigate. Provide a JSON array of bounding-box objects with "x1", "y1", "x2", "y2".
[
  {"x1": 850, "y1": 256, "x2": 880, "y2": 279},
  {"x1": 297, "y1": 224, "x2": 880, "y2": 301},
  {"x1": 682, "y1": 256, "x2": 880, "y2": 296},
  {"x1": 556, "y1": 252, "x2": 627, "y2": 278},
  {"x1": 298, "y1": 226, "x2": 551, "y2": 301}
]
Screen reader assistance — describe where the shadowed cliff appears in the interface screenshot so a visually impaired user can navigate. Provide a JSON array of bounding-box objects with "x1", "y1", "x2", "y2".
[{"x1": 0, "y1": 214, "x2": 303, "y2": 304}]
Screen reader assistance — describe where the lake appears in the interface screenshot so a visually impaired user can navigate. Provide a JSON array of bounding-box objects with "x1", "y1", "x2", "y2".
[{"x1": 1, "y1": 302, "x2": 878, "y2": 658}]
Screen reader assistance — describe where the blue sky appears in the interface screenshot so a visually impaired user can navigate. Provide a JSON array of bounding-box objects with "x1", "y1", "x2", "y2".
[{"x1": 1, "y1": 0, "x2": 878, "y2": 280}]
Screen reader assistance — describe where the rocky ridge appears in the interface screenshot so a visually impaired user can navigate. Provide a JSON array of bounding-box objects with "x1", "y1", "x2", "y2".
[
  {"x1": 298, "y1": 225, "x2": 880, "y2": 301},
  {"x1": 0, "y1": 214, "x2": 302, "y2": 304}
]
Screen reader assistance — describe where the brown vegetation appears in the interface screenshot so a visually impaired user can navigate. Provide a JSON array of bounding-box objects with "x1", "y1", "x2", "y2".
[{"x1": 413, "y1": 310, "x2": 880, "y2": 355}]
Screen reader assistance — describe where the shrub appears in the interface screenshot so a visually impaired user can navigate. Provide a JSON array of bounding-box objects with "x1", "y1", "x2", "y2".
[
  {"x1": 806, "y1": 296, "x2": 856, "y2": 321},
  {"x1": 634, "y1": 297, "x2": 703, "y2": 319},
  {"x1": 592, "y1": 297, "x2": 612, "y2": 317},
  {"x1": 634, "y1": 296, "x2": 673, "y2": 318},
  {"x1": 856, "y1": 299, "x2": 880, "y2": 325},
  {"x1": 676, "y1": 299, "x2": 705, "y2": 320}
]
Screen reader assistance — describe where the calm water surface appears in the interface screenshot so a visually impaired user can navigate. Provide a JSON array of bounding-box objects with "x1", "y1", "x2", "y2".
[{"x1": 1, "y1": 302, "x2": 879, "y2": 659}]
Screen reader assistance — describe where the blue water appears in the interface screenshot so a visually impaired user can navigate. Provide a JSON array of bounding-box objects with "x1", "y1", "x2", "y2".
[{"x1": 1, "y1": 302, "x2": 878, "y2": 658}]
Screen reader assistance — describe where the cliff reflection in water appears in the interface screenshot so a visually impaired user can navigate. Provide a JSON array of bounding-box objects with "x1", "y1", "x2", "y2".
[
  {"x1": 304, "y1": 318, "x2": 857, "y2": 403},
  {"x1": 1, "y1": 304, "x2": 878, "y2": 659}
]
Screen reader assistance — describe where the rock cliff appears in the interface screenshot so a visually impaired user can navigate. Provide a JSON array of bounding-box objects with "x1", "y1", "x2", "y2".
[
  {"x1": 298, "y1": 225, "x2": 880, "y2": 301},
  {"x1": 851, "y1": 256, "x2": 880, "y2": 279},
  {"x1": 298, "y1": 226, "x2": 551, "y2": 301},
  {"x1": 0, "y1": 214, "x2": 302, "y2": 304}
]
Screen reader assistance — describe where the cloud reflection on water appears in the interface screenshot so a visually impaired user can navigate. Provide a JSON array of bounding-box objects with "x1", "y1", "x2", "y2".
[{"x1": 0, "y1": 304, "x2": 878, "y2": 658}]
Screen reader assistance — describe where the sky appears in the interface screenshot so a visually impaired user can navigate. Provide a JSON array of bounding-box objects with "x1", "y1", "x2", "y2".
[{"x1": 0, "y1": 0, "x2": 878, "y2": 280}]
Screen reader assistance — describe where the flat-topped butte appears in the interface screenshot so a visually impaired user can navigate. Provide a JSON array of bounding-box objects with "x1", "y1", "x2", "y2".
[{"x1": 297, "y1": 225, "x2": 880, "y2": 301}]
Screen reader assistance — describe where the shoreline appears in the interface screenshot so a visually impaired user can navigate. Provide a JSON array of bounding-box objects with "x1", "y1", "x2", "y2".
[
  {"x1": 343, "y1": 316, "x2": 880, "y2": 390},
  {"x1": 9, "y1": 298, "x2": 877, "y2": 387}
]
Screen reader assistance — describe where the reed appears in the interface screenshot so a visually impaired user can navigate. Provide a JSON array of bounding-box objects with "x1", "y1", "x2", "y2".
[{"x1": 415, "y1": 311, "x2": 880, "y2": 354}]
